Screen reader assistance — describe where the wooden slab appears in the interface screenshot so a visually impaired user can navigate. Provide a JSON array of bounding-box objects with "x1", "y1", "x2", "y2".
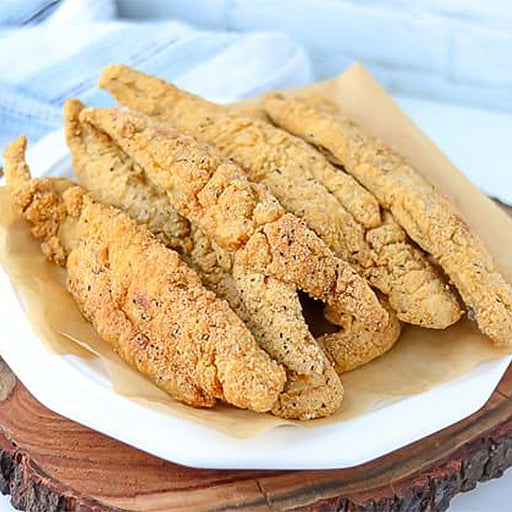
[
  {"x1": 0, "y1": 357, "x2": 511, "y2": 512},
  {"x1": 0, "y1": 201, "x2": 511, "y2": 512}
]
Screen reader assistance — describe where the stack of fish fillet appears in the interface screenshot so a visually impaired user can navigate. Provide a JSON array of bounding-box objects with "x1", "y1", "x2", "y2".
[{"x1": 4, "y1": 65, "x2": 512, "y2": 421}]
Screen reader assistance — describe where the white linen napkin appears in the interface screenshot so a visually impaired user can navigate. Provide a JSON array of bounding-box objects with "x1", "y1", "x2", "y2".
[{"x1": 0, "y1": 0, "x2": 312, "y2": 161}]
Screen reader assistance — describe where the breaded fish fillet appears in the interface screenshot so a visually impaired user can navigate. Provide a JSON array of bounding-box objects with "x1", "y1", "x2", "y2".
[
  {"x1": 64, "y1": 100, "x2": 343, "y2": 419},
  {"x1": 319, "y1": 296, "x2": 401, "y2": 373},
  {"x1": 98, "y1": 66, "x2": 376, "y2": 265},
  {"x1": 79, "y1": 106, "x2": 403, "y2": 374},
  {"x1": 79, "y1": 107, "x2": 387, "y2": 331},
  {"x1": 99, "y1": 66, "x2": 380, "y2": 231},
  {"x1": 263, "y1": 94, "x2": 512, "y2": 348},
  {"x1": 4, "y1": 136, "x2": 287, "y2": 412},
  {"x1": 98, "y1": 65, "x2": 461, "y2": 331}
]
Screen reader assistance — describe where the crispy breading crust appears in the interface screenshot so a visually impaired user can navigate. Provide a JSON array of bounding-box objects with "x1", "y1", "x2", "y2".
[
  {"x1": 3, "y1": 139, "x2": 73, "y2": 266},
  {"x1": 236, "y1": 213, "x2": 385, "y2": 326},
  {"x1": 231, "y1": 267, "x2": 325, "y2": 374},
  {"x1": 66, "y1": 100, "x2": 233, "y2": 304},
  {"x1": 262, "y1": 94, "x2": 463, "y2": 329},
  {"x1": 97, "y1": 66, "x2": 403, "y2": 370},
  {"x1": 271, "y1": 363, "x2": 343, "y2": 420},
  {"x1": 64, "y1": 99, "x2": 192, "y2": 253},
  {"x1": 364, "y1": 212, "x2": 461, "y2": 328},
  {"x1": 66, "y1": 102, "x2": 396, "y2": 383},
  {"x1": 234, "y1": 269, "x2": 343, "y2": 419},
  {"x1": 80, "y1": 106, "x2": 388, "y2": 332},
  {"x1": 4, "y1": 137, "x2": 286, "y2": 412},
  {"x1": 264, "y1": 94, "x2": 512, "y2": 348},
  {"x1": 65, "y1": 101, "x2": 343, "y2": 419},
  {"x1": 98, "y1": 65, "x2": 461, "y2": 331},
  {"x1": 99, "y1": 65, "x2": 381, "y2": 229},
  {"x1": 319, "y1": 298, "x2": 401, "y2": 373}
]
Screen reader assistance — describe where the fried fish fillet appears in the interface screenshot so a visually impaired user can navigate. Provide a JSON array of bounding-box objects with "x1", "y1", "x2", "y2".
[
  {"x1": 79, "y1": 106, "x2": 403, "y2": 374},
  {"x1": 98, "y1": 65, "x2": 377, "y2": 264},
  {"x1": 4, "y1": 136, "x2": 287, "y2": 412},
  {"x1": 62, "y1": 103, "x2": 192, "y2": 254},
  {"x1": 80, "y1": 107, "x2": 387, "y2": 331},
  {"x1": 64, "y1": 99, "x2": 343, "y2": 419},
  {"x1": 319, "y1": 296, "x2": 401, "y2": 373},
  {"x1": 98, "y1": 65, "x2": 461, "y2": 331},
  {"x1": 263, "y1": 93, "x2": 512, "y2": 348},
  {"x1": 97, "y1": 67, "x2": 405, "y2": 372},
  {"x1": 99, "y1": 66, "x2": 380, "y2": 231}
]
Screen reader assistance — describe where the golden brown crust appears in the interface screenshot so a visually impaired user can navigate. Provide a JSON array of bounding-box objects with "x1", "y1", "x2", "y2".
[
  {"x1": 99, "y1": 65, "x2": 381, "y2": 230},
  {"x1": 3, "y1": 139, "x2": 287, "y2": 412},
  {"x1": 65, "y1": 103, "x2": 344, "y2": 418},
  {"x1": 64, "y1": 99, "x2": 192, "y2": 253},
  {"x1": 270, "y1": 364, "x2": 343, "y2": 420},
  {"x1": 237, "y1": 213, "x2": 387, "y2": 328},
  {"x1": 3, "y1": 137, "x2": 75, "y2": 266},
  {"x1": 81, "y1": 107, "x2": 283, "y2": 252},
  {"x1": 80, "y1": 106, "x2": 388, "y2": 332},
  {"x1": 319, "y1": 299, "x2": 401, "y2": 373},
  {"x1": 66, "y1": 191, "x2": 286, "y2": 411},
  {"x1": 232, "y1": 267, "x2": 343, "y2": 419},
  {"x1": 232, "y1": 267, "x2": 325, "y2": 375},
  {"x1": 264, "y1": 93, "x2": 512, "y2": 348},
  {"x1": 66, "y1": 100, "x2": 238, "y2": 304},
  {"x1": 263, "y1": 94, "x2": 463, "y2": 329},
  {"x1": 364, "y1": 212, "x2": 462, "y2": 328},
  {"x1": 98, "y1": 66, "x2": 402, "y2": 370},
  {"x1": 98, "y1": 65, "x2": 461, "y2": 331}
]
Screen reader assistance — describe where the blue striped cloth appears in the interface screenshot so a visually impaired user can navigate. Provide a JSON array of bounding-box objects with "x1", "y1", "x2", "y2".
[
  {"x1": 0, "y1": 0, "x2": 311, "y2": 158},
  {"x1": 0, "y1": 0, "x2": 63, "y2": 26}
]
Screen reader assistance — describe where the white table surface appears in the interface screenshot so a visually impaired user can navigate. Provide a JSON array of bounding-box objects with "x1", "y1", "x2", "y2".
[{"x1": 0, "y1": 96, "x2": 510, "y2": 510}]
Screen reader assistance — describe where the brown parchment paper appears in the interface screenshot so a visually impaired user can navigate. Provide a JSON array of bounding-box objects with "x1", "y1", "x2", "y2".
[{"x1": 0, "y1": 63, "x2": 510, "y2": 439}]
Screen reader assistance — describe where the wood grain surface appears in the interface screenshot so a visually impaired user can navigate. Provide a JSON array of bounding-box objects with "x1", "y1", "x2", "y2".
[{"x1": 0, "y1": 202, "x2": 510, "y2": 512}]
